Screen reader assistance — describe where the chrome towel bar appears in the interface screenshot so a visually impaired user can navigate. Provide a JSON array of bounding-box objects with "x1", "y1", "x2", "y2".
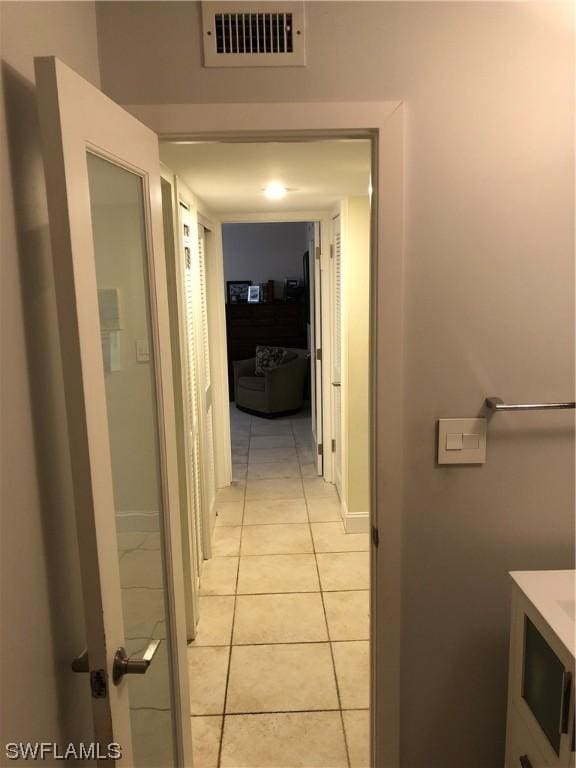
[{"x1": 485, "y1": 397, "x2": 576, "y2": 413}]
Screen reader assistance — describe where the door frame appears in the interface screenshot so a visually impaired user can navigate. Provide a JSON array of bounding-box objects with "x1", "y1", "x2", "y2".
[
  {"x1": 217, "y1": 210, "x2": 334, "y2": 481},
  {"x1": 160, "y1": 166, "x2": 201, "y2": 642},
  {"x1": 129, "y1": 100, "x2": 405, "y2": 767}
]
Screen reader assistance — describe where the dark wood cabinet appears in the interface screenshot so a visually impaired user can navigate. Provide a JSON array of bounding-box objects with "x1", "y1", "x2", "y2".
[{"x1": 225, "y1": 302, "x2": 308, "y2": 398}]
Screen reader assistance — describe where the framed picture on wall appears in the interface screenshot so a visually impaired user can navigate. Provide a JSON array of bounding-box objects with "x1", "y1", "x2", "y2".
[
  {"x1": 227, "y1": 280, "x2": 252, "y2": 303},
  {"x1": 247, "y1": 285, "x2": 261, "y2": 303}
]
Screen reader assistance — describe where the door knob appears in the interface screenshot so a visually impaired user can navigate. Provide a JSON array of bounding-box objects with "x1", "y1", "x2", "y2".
[
  {"x1": 113, "y1": 640, "x2": 161, "y2": 685},
  {"x1": 71, "y1": 640, "x2": 161, "y2": 685},
  {"x1": 332, "y1": 381, "x2": 341, "y2": 387}
]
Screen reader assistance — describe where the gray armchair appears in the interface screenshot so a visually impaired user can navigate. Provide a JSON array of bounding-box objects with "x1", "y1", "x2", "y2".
[{"x1": 233, "y1": 348, "x2": 309, "y2": 417}]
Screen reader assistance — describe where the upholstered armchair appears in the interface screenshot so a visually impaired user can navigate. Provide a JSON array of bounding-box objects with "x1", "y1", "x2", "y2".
[{"x1": 233, "y1": 348, "x2": 309, "y2": 417}]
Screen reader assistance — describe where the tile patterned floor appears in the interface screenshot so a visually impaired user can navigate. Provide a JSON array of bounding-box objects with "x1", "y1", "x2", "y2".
[{"x1": 188, "y1": 407, "x2": 370, "y2": 768}]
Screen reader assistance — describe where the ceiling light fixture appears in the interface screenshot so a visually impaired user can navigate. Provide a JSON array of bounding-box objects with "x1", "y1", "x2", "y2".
[{"x1": 263, "y1": 182, "x2": 288, "y2": 200}]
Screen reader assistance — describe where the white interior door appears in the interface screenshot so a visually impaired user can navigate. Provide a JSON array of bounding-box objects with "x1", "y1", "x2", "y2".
[
  {"x1": 309, "y1": 222, "x2": 323, "y2": 475},
  {"x1": 197, "y1": 223, "x2": 217, "y2": 539},
  {"x1": 177, "y1": 199, "x2": 217, "y2": 561},
  {"x1": 161, "y1": 174, "x2": 200, "y2": 643},
  {"x1": 35, "y1": 56, "x2": 192, "y2": 767},
  {"x1": 180, "y1": 200, "x2": 207, "y2": 570},
  {"x1": 331, "y1": 215, "x2": 343, "y2": 496}
]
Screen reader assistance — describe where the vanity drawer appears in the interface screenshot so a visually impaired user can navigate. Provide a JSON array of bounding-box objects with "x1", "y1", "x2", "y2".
[{"x1": 506, "y1": 705, "x2": 555, "y2": 768}]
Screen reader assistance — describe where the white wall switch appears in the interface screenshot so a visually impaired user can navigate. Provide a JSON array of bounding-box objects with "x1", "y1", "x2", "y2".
[
  {"x1": 438, "y1": 418, "x2": 486, "y2": 464},
  {"x1": 135, "y1": 339, "x2": 150, "y2": 363}
]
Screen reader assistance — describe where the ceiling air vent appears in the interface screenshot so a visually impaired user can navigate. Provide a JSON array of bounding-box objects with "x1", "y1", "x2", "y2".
[{"x1": 201, "y1": 2, "x2": 306, "y2": 67}]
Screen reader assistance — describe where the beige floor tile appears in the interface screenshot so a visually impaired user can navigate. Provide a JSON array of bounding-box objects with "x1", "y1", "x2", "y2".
[
  {"x1": 311, "y1": 522, "x2": 370, "y2": 553},
  {"x1": 247, "y1": 461, "x2": 301, "y2": 480},
  {"x1": 245, "y1": 477, "x2": 304, "y2": 501},
  {"x1": 117, "y1": 531, "x2": 147, "y2": 552},
  {"x1": 250, "y1": 419, "x2": 293, "y2": 436},
  {"x1": 122, "y1": 587, "x2": 166, "y2": 639},
  {"x1": 233, "y1": 593, "x2": 328, "y2": 644},
  {"x1": 191, "y1": 716, "x2": 222, "y2": 768},
  {"x1": 215, "y1": 501, "x2": 244, "y2": 527},
  {"x1": 232, "y1": 463, "x2": 247, "y2": 481},
  {"x1": 299, "y1": 461, "x2": 319, "y2": 478},
  {"x1": 307, "y1": 496, "x2": 343, "y2": 522},
  {"x1": 332, "y1": 641, "x2": 370, "y2": 709},
  {"x1": 296, "y1": 447, "x2": 315, "y2": 464},
  {"x1": 303, "y1": 477, "x2": 340, "y2": 498},
  {"x1": 216, "y1": 482, "x2": 246, "y2": 502},
  {"x1": 189, "y1": 596, "x2": 235, "y2": 646},
  {"x1": 226, "y1": 643, "x2": 338, "y2": 713},
  {"x1": 342, "y1": 710, "x2": 370, "y2": 768},
  {"x1": 316, "y1": 552, "x2": 369, "y2": 591},
  {"x1": 220, "y1": 712, "x2": 348, "y2": 768},
  {"x1": 250, "y1": 446, "x2": 299, "y2": 464},
  {"x1": 188, "y1": 646, "x2": 230, "y2": 715},
  {"x1": 323, "y1": 591, "x2": 370, "y2": 641},
  {"x1": 250, "y1": 434, "x2": 295, "y2": 450},
  {"x1": 243, "y1": 498, "x2": 308, "y2": 525},
  {"x1": 131, "y1": 709, "x2": 174, "y2": 768},
  {"x1": 241, "y1": 523, "x2": 312, "y2": 555},
  {"x1": 237, "y1": 554, "x2": 320, "y2": 594},
  {"x1": 199, "y1": 557, "x2": 239, "y2": 596},
  {"x1": 212, "y1": 526, "x2": 242, "y2": 556},
  {"x1": 119, "y1": 549, "x2": 162, "y2": 589}
]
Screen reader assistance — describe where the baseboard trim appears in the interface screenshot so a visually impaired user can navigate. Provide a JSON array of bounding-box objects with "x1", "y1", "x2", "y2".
[{"x1": 341, "y1": 500, "x2": 370, "y2": 534}]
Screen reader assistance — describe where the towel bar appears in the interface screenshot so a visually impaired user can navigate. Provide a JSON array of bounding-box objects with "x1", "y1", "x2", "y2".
[{"x1": 485, "y1": 397, "x2": 576, "y2": 412}]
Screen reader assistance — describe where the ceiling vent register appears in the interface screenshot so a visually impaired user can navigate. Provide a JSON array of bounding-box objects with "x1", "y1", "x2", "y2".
[{"x1": 201, "y1": 2, "x2": 306, "y2": 67}]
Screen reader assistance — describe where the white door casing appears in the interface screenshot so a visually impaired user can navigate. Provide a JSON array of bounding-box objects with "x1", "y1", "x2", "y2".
[
  {"x1": 311, "y1": 222, "x2": 323, "y2": 475},
  {"x1": 35, "y1": 57, "x2": 192, "y2": 765},
  {"x1": 83, "y1": 99, "x2": 406, "y2": 768},
  {"x1": 331, "y1": 214, "x2": 343, "y2": 497}
]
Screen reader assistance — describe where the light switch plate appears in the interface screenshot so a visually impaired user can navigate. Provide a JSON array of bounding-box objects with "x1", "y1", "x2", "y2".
[{"x1": 438, "y1": 418, "x2": 487, "y2": 465}]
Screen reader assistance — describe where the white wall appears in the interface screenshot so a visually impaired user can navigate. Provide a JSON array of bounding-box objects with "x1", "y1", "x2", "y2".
[
  {"x1": 1, "y1": 0, "x2": 101, "y2": 754},
  {"x1": 222, "y1": 222, "x2": 308, "y2": 299},
  {"x1": 94, "y1": 5, "x2": 575, "y2": 765}
]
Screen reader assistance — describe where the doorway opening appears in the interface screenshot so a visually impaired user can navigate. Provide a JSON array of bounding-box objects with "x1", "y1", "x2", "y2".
[{"x1": 161, "y1": 138, "x2": 373, "y2": 767}]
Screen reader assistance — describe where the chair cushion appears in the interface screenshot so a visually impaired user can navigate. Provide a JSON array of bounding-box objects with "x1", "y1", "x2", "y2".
[
  {"x1": 255, "y1": 345, "x2": 286, "y2": 376},
  {"x1": 281, "y1": 351, "x2": 298, "y2": 365},
  {"x1": 238, "y1": 375, "x2": 266, "y2": 392}
]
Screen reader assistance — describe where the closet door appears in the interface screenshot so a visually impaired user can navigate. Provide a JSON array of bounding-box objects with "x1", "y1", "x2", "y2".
[
  {"x1": 331, "y1": 215, "x2": 343, "y2": 497},
  {"x1": 197, "y1": 223, "x2": 217, "y2": 538},
  {"x1": 180, "y1": 203, "x2": 206, "y2": 569}
]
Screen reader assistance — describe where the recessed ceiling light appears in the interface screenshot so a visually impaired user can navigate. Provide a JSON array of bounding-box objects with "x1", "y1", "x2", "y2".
[{"x1": 263, "y1": 182, "x2": 288, "y2": 200}]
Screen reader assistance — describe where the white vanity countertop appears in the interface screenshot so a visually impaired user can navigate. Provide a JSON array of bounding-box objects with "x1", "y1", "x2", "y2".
[{"x1": 510, "y1": 570, "x2": 575, "y2": 658}]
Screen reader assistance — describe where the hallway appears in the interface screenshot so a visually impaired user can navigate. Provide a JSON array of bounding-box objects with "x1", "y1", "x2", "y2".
[{"x1": 188, "y1": 407, "x2": 370, "y2": 768}]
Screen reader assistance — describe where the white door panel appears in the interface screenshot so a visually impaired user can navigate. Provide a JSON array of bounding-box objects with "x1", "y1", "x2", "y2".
[{"x1": 35, "y1": 56, "x2": 192, "y2": 767}]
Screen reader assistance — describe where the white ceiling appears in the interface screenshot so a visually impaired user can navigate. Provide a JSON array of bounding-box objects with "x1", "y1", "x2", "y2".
[{"x1": 159, "y1": 139, "x2": 371, "y2": 214}]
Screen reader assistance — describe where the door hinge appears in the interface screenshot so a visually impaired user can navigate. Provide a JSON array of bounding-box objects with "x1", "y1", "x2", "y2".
[
  {"x1": 371, "y1": 525, "x2": 380, "y2": 548},
  {"x1": 90, "y1": 669, "x2": 107, "y2": 699},
  {"x1": 331, "y1": 438, "x2": 336, "y2": 452},
  {"x1": 315, "y1": 245, "x2": 321, "y2": 260},
  {"x1": 318, "y1": 443, "x2": 323, "y2": 456},
  {"x1": 316, "y1": 348, "x2": 322, "y2": 361},
  {"x1": 330, "y1": 243, "x2": 334, "y2": 259}
]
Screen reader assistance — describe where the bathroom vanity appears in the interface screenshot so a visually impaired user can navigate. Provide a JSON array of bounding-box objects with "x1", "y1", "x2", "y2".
[{"x1": 505, "y1": 570, "x2": 575, "y2": 767}]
